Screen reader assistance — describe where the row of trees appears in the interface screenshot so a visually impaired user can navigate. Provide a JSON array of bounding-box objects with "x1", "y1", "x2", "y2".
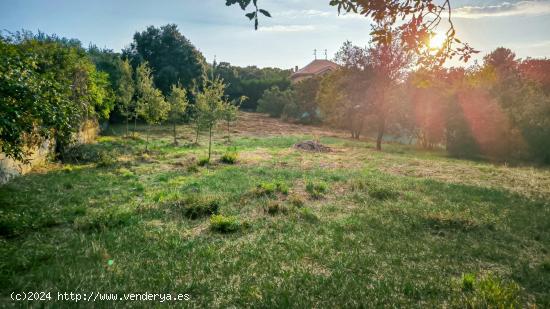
[
  {"x1": 1, "y1": 25, "x2": 241, "y2": 162},
  {"x1": 257, "y1": 42, "x2": 550, "y2": 163}
]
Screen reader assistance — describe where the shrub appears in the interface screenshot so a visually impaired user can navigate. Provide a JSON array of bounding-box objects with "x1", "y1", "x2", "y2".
[
  {"x1": 257, "y1": 86, "x2": 294, "y2": 118},
  {"x1": 210, "y1": 215, "x2": 240, "y2": 233},
  {"x1": 220, "y1": 151, "x2": 238, "y2": 164},
  {"x1": 62, "y1": 144, "x2": 116, "y2": 166},
  {"x1": 198, "y1": 157, "x2": 210, "y2": 166},
  {"x1": 173, "y1": 196, "x2": 220, "y2": 219},
  {"x1": 306, "y1": 181, "x2": 328, "y2": 199}
]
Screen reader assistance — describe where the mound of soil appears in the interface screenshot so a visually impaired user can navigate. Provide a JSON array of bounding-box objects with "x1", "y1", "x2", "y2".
[{"x1": 294, "y1": 140, "x2": 331, "y2": 152}]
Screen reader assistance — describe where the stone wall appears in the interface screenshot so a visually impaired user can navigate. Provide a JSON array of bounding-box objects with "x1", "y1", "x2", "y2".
[{"x1": 0, "y1": 120, "x2": 99, "y2": 184}]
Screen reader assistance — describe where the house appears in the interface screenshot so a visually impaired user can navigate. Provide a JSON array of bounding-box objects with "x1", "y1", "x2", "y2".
[{"x1": 290, "y1": 59, "x2": 340, "y2": 83}]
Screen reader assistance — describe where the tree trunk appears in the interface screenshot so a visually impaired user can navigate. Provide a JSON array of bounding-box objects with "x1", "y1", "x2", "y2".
[
  {"x1": 146, "y1": 124, "x2": 150, "y2": 152},
  {"x1": 208, "y1": 126, "x2": 213, "y2": 161},
  {"x1": 133, "y1": 116, "x2": 137, "y2": 138},
  {"x1": 173, "y1": 121, "x2": 177, "y2": 145},
  {"x1": 125, "y1": 117, "x2": 129, "y2": 138},
  {"x1": 376, "y1": 117, "x2": 385, "y2": 151},
  {"x1": 195, "y1": 125, "x2": 200, "y2": 144},
  {"x1": 227, "y1": 120, "x2": 231, "y2": 143}
]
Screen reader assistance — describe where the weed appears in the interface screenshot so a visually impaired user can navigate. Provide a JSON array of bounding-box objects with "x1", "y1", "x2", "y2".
[
  {"x1": 198, "y1": 157, "x2": 210, "y2": 166},
  {"x1": 173, "y1": 195, "x2": 220, "y2": 219},
  {"x1": 210, "y1": 215, "x2": 241, "y2": 233},
  {"x1": 220, "y1": 151, "x2": 238, "y2": 164},
  {"x1": 459, "y1": 273, "x2": 521, "y2": 308},
  {"x1": 254, "y1": 181, "x2": 289, "y2": 197},
  {"x1": 288, "y1": 194, "x2": 305, "y2": 208},
  {"x1": 73, "y1": 208, "x2": 133, "y2": 231},
  {"x1": 264, "y1": 201, "x2": 287, "y2": 215},
  {"x1": 298, "y1": 207, "x2": 319, "y2": 222},
  {"x1": 306, "y1": 181, "x2": 328, "y2": 199},
  {"x1": 462, "y1": 273, "x2": 476, "y2": 291}
]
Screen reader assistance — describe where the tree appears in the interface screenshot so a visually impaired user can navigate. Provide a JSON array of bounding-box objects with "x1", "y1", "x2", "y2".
[
  {"x1": 257, "y1": 86, "x2": 293, "y2": 118},
  {"x1": 366, "y1": 38, "x2": 412, "y2": 150},
  {"x1": 291, "y1": 77, "x2": 322, "y2": 124},
  {"x1": 136, "y1": 62, "x2": 169, "y2": 151},
  {"x1": 167, "y1": 84, "x2": 189, "y2": 145},
  {"x1": 124, "y1": 24, "x2": 207, "y2": 96},
  {"x1": 319, "y1": 41, "x2": 375, "y2": 139},
  {"x1": 194, "y1": 78, "x2": 231, "y2": 161},
  {"x1": 115, "y1": 59, "x2": 135, "y2": 137}
]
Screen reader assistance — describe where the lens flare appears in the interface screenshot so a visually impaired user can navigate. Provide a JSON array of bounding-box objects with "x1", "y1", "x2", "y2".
[{"x1": 429, "y1": 32, "x2": 447, "y2": 50}]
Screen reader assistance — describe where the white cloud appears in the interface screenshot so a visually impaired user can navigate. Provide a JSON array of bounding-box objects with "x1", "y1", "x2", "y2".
[
  {"x1": 454, "y1": 1, "x2": 550, "y2": 18},
  {"x1": 258, "y1": 25, "x2": 316, "y2": 32},
  {"x1": 276, "y1": 9, "x2": 332, "y2": 19}
]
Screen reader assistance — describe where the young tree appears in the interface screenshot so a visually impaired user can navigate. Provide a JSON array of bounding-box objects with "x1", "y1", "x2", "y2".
[
  {"x1": 116, "y1": 59, "x2": 135, "y2": 137},
  {"x1": 194, "y1": 78, "x2": 231, "y2": 161},
  {"x1": 223, "y1": 96, "x2": 246, "y2": 143},
  {"x1": 167, "y1": 84, "x2": 189, "y2": 145},
  {"x1": 136, "y1": 62, "x2": 169, "y2": 151}
]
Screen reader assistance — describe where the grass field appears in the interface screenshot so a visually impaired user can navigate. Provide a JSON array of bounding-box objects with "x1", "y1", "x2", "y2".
[{"x1": 1, "y1": 112, "x2": 549, "y2": 307}]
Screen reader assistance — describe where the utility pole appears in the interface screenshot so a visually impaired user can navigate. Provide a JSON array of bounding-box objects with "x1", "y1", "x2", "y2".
[
  {"x1": 313, "y1": 49, "x2": 317, "y2": 60},
  {"x1": 324, "y1": 49, "x2": 328, "y2": 60}
]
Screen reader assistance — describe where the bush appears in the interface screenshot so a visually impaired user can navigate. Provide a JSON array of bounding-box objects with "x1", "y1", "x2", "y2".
[
  {"x1": 220, "y1": 151, "x2": 238, "y2": 164},
  {"x1": 62, "y1": 144, "x2": 116, "y2": 166},
  {"x1": 306, "y1": 181, "x2": 328, "y2": 199},
  {"x1": 210, "y1": 215, "x2": 240, "y2": 233},
  {"x1": 257, "y1": 86, "x2": 294, "y2": 118},
  {"x1": 173, "y1": 196, "x2": 220, "y2": 219}
]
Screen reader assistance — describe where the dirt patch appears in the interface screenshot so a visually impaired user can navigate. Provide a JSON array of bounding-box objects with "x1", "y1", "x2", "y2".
[{"x1": 294, "y1": 141, "x2": 331, "y2": 152}]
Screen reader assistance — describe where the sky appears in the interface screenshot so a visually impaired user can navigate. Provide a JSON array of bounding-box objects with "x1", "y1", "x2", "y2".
[{"x1": 1, "y1": 0, "x2": 549, "y2": 69}]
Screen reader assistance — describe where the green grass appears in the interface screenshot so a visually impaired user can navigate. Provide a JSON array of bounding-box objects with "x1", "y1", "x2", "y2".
[{"x1": 1, "y1": 122, "x2": 549, "y2": 307}]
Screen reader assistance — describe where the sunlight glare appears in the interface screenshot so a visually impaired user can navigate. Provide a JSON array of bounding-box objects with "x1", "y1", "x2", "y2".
[{"x1": 429, "y1": 32, "x2": 447, "y2": 50}]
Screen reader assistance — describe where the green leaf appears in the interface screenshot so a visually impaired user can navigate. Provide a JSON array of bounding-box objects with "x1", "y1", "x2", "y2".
[
  {"x1": 259, "y1": 9, "x2": 271, "y2": 17},
  {"x1": 245, "y1": 12, "x2": 256, "y2": 20}
]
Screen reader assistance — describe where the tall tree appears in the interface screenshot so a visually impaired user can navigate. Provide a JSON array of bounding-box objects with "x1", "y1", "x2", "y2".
[
  {"x1": 116, "y1": 59, "x2": 135, "y2": 137},
  {"x1": 367, "y1": 37, "x2": 412, "y2": 150},
  {"x1": 124, "y1": 24, "x2": 207, "y2": 96},
  {"x1": 135, "y1": 62, "x2": 169, "y2": 151}
]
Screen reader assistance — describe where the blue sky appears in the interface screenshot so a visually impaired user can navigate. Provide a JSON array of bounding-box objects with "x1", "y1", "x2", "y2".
[{"x1": 1, "y1": 0, "x2": 549, "y2": 69}]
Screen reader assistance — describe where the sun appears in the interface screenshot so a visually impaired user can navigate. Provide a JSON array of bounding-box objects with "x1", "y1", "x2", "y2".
[{"x1": 429, "y1": 32, "x2": 447, "y2": 50}]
